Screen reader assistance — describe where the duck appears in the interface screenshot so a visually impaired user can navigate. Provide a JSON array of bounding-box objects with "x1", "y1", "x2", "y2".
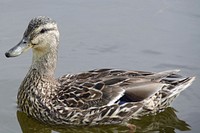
[{"x1": 5, "y1": 16, "x2": 195, "y2": 126}]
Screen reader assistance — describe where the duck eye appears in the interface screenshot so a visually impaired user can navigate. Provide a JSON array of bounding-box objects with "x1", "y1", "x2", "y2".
[{"x1": 40, "y1": 28, "x2": 47, "y2": 33}]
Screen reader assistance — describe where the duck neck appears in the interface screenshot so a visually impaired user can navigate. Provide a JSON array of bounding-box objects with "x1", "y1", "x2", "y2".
[
  {"x1": 31, "y1": 46, "x2": 58, "y2": 77},
  {"x1": 17, "y1": 45, "x2": 59, "y2": 109}
]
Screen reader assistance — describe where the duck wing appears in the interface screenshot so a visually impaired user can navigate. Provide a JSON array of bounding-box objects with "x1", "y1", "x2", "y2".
[{"x1": 57, "y1": 69, "x2": 193, "y2": 110}]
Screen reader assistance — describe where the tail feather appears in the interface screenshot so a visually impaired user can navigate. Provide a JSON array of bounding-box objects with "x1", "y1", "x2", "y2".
[
  {"x1": 139, "y1": 76, "x2": 195, "y2": 115},
  {"x1": 168, "y1": 77, "x2": 195, "y2": 96},
  {"x1": 158, "y1": 77, "x2": 195, "y2": 110},
  {"x1": 145, "y1": 69, "x2": 181, "y2": 80}
]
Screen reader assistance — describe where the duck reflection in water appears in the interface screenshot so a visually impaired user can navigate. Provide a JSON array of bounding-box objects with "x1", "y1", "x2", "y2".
[{"x1": 17, "y1": 107, "x2": 190, "y2": 133}]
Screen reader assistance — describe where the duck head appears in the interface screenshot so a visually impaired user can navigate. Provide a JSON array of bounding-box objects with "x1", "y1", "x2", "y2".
[{"x1": 5, "y1": 16, "x2": 59, "y2": 59}]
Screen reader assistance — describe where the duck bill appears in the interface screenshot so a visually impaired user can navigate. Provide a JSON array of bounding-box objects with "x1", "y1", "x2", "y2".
[{"x1": 5, "y1": 37, "x2": 31, "y2": 58}]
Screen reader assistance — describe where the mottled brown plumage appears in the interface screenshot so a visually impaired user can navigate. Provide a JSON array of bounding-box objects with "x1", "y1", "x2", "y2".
[{"x1": 5, "y1": 16, "x2": 195, "y2": 125}]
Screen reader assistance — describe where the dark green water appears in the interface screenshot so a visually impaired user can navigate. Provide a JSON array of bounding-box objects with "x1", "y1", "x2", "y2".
[{"x1": 0, "y1": 0, "x2": 199, "y2": 133}]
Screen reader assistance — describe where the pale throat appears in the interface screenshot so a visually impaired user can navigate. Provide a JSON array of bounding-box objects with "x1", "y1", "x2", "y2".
[{"x1": 31, "y1": 46, "x2": 58, "y2": 77}]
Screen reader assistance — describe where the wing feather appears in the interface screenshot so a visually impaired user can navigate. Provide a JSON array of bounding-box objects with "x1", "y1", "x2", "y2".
[{"x1": 57, "y1": 69, "x2": 192, "y2": 110}]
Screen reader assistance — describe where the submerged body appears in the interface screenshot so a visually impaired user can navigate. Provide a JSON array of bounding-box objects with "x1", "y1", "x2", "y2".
[{"x1": 5, "y1": 16, "x2": 195, "y2": 125}]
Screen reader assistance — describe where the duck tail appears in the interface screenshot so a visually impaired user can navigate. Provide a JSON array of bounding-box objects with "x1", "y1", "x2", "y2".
[
  {"x1": 145, "y1": 69, "x2": 182, "y2": 81},
  {"x1": 168, "y1": 76, "x2": 195, "y2": 96}
]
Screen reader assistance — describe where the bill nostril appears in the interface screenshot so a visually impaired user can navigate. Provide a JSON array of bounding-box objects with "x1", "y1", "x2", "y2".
[{"x1": 23, "y1": 40, "x2": 27, "y2": 44}]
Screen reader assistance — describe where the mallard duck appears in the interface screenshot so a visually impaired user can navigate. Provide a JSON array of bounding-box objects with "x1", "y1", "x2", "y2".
[{"x1": 5, "y1": 16, "x2": 195, "y2": 126}]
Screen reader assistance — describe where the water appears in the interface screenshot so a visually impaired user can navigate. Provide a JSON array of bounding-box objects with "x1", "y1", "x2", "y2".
[{"x1": 0, "y1": 0, "x2": 199, "y2": 132}]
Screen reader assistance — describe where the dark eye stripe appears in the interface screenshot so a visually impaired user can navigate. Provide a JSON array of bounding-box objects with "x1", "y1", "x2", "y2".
[
  {"x1": 40, "y1": 28, "x2": 55, "y2": 34},
  {"x1": 30, "y1": 28, "x2": 56, "y2": 43},
  {"x1": 40, "y1": 28, "x2": 47, "y2": 33}
]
